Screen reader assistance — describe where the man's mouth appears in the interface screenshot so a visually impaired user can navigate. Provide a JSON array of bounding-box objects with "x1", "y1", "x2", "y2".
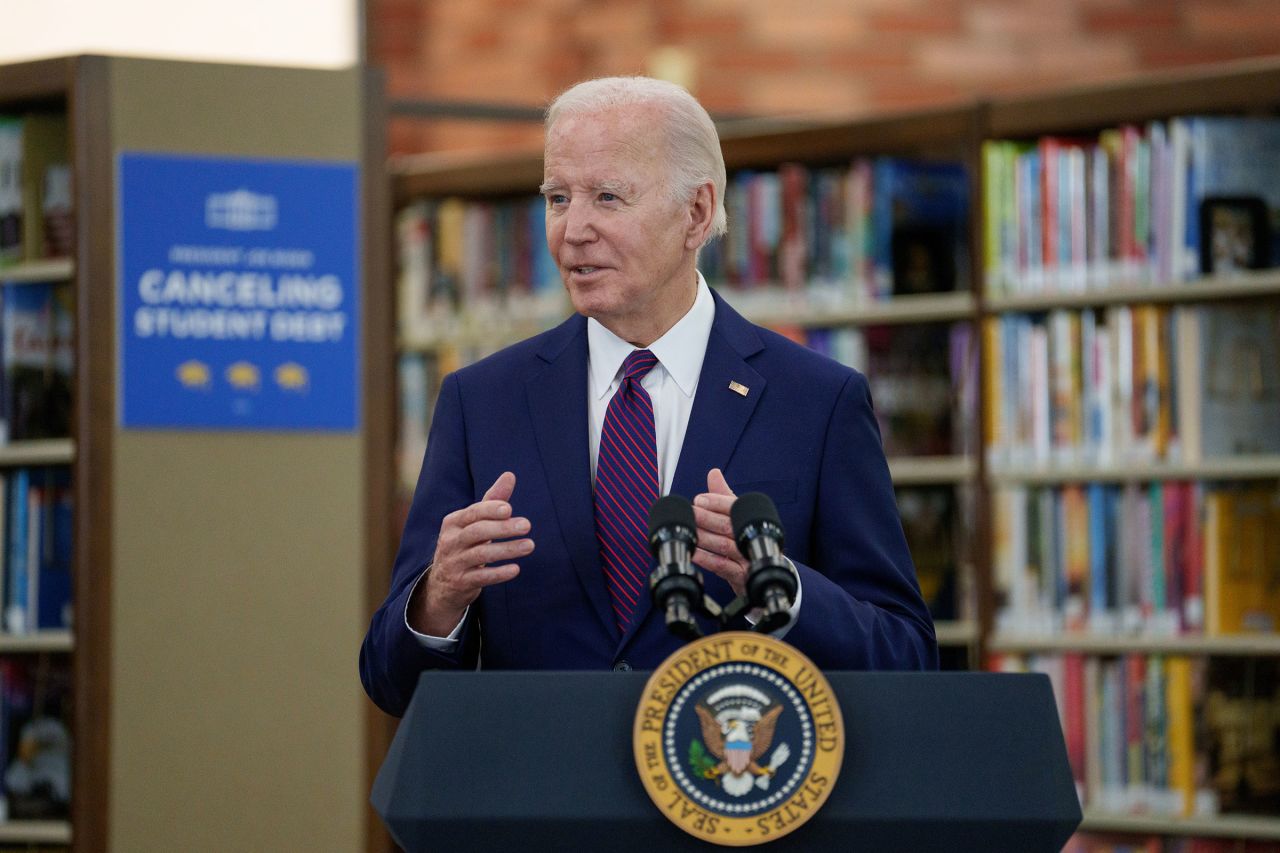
[{"x1": 571, "y1": 266, "x2": 601, "y2": 274}]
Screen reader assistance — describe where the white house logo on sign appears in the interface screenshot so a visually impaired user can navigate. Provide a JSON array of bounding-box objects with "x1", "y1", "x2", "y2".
[{"x1": 206, "y1": 189, "x2": 278, "y2": 232}]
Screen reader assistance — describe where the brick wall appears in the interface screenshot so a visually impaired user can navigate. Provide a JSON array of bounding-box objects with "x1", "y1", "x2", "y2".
[{"x1": 370, "y1": 0, "x2": 1280, "y2": 156}]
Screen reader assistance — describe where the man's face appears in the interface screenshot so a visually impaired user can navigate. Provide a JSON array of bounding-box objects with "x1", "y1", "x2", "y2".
[{"x1": 542, "y1": 104, "x2": 697, "y2": 344}]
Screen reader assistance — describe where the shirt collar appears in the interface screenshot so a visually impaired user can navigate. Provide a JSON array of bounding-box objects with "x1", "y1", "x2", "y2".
[{"x1": 587, "y1": 272, "x2": 714, "y2": 400}]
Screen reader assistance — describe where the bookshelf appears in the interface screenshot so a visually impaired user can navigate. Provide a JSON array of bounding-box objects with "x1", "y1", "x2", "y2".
[
  {"x1": 979, "y1": 58, "x2": 1280, "y2": 851},
  {"x1": 0, "y1": 54, "x2": 91, "y2": 851},
  {"x1": 1, "y1": 55, "x2": 386, "y2": 853},
  {"x1": 384, "y1": 56, "x2": 1280, "y2": 851}
]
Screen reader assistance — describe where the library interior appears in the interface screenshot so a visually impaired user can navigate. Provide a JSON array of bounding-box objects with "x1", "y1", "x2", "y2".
[{"x1": 3, "y1": 0, "x2": 1280, "y2": 850}]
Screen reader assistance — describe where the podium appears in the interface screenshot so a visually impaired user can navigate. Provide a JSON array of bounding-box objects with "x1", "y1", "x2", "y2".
[{"x1": 373, "y1": 671, "x2": 1082, "y2": 852}]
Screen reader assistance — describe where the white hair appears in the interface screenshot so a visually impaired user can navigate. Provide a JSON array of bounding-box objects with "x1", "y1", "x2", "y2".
[{"x1": 546, "y1": 76, "x2": 728, "y2": 241}]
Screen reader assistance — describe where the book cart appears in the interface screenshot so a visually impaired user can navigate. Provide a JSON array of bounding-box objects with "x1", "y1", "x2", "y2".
[{"x1": 384, "y1": 57, "x2": 1280, "y2": 852}]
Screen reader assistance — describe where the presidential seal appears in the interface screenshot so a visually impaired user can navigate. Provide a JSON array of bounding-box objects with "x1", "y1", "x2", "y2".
[{"x1": 633, "y1": 632, "x2": 843, "y2": 846}]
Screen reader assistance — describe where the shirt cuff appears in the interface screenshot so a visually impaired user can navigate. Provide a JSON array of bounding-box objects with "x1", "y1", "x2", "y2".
[
  {"x1": 404, "y1": 566, "x2": 467, "y2": 650},
  {"x1": 744, "y1": 557, "x2": 803, "y2": 640}
]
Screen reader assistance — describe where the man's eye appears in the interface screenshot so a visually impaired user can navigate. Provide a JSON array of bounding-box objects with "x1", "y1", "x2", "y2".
[
  {"x1": 599, "y1": 192, "x2": 617, "y2": 202},
  {"x1": 548, "y1": 194, "x2": 568, "y2": 205}
]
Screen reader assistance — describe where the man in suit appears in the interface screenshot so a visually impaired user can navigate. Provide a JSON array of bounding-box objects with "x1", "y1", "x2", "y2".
[{"x1": 362, "y1": 77, "x2": 937, "y2": 718}]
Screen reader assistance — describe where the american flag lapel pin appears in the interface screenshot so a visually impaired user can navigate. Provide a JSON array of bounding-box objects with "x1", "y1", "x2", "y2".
[{"x1": 728, "y1": 381, "x2": 749, "y2": 397}]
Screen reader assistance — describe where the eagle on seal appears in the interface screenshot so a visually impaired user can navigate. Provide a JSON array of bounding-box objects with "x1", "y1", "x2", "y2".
[{"x1": 695, "y1": 702, "x2": 787, "y2": 797}]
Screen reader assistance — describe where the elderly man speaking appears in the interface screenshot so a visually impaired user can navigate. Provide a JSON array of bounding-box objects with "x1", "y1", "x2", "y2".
[{"x1": 361, "y1": 77, "x2": 937, "y2": 717}]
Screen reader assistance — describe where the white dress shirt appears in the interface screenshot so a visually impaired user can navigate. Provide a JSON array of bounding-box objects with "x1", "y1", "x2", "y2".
[
  {"x1": 408, "y1": 273, "x2": 799, "y2": 648},
  {"x1": 586, "y1": 272, "x2": 713, "y2": 494}
]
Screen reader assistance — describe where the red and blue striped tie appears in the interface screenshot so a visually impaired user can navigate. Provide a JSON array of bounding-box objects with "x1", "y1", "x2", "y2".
[{"x1": 594, "y1": 349, "x2": 661, "y2": 632}]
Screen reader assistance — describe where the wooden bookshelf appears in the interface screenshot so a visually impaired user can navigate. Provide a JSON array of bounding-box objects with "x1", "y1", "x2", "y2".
[
  {"x1": 2, "y1": 54, "x2": 388, "y2": 853},
  {"x1": 978, "y1": 58, "x2": 1280, "y2": 850},
  {"x1": 0, "y1": 56, "x2": 87, "y2": 852}
]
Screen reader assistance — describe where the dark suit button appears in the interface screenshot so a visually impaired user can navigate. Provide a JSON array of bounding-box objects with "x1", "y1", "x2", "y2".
[{"x1": 613, "y1": 660, "x2": 632, "y2": 672}]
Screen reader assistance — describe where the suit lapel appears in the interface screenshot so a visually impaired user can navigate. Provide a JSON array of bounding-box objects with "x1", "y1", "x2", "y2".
[
  {"x1": 671, "y1": 291, "x2": 767, "y2": 500},
  {"x1": 525, "y1": 317, "x2": 617, "y2": 639},
  {"x1": 617, "y1": 291, "x2": 766, "y2": 652}
]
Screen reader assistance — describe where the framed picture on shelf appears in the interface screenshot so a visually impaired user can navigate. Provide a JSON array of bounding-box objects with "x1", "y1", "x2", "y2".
[{"x1": 1199, "y1": 195, "x2": 1271, "y2": 274}]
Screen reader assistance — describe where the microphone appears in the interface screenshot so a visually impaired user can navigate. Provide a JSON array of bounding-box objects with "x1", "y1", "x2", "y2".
[
  {"x1": 730, "y1": 492, "x2": 798, "y2": 634},
  {"x1": 647, "y1": 495, "x2": 704, "y2": 641}
]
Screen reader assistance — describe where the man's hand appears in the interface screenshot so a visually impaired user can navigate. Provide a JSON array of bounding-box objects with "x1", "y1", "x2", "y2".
[
  {"x1": 693, "y1": 468, "x2": 750, "y2": 597},
  {"x1": 408, "y1": 471, "x2": 534, "y2": 637}
]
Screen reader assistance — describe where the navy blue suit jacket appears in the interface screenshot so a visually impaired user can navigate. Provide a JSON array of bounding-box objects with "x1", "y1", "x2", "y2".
[{"x1": 361, "y1": 291, "x2": 937, "y2": 717}]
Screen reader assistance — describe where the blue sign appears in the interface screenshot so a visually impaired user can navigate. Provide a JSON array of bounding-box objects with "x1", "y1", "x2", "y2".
[{"x1": 118, "y1": 152, "x2": 360, "y2": 430}]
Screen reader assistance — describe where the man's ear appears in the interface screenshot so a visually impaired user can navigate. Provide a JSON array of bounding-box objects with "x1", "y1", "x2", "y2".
[{"x1": 684, "y1": 181, "x2": 716, "y2": 250}]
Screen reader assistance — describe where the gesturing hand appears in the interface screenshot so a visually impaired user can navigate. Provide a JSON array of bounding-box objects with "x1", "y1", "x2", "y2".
[
  {"x1": 409, "y1": 471, "x2": 534, "y2": 636},
  {"x1": 692, "y1": 468, "x2": 750, "y2": 598}
]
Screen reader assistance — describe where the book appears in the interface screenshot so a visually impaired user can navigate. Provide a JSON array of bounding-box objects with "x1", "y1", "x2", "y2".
[
  {"x1": 872, "y1": 159, "x2": 969, "y2": 299},
  {"x1": 0, "y1": 119, "x2": 20, "y2": 267},
  {"x1": 1202, "y1": 485, "x2": 1280, "y2": 635},
  {"x1": 33, "y1": 467, "x2": 71, "y2": 631},
  {"x1": 894, "y1": 485, "x2": 961, "y2": 621},
  {"x1": 1195, "y1": 303, "x2": 1280, "y2": 458},
  {"x1": 993, "y1": 479, "x2": 1208, "y2": 636},
  {"x1": 4, "y1": 469, "x2": 29, "y2": 634},
  {"x1": 397, "y1": 353, "x2": 431, "y2": 498},
  {"x1": 17, "y1": 114, "x2": 67, "y2": 262},
  {"x1": 1199, "y1": 657, "x2": 1280, "y2": 814},
  {"x1": 862, "y1": 323, "x2": 957, "y2": 457},
  {"x1": 0, "y1": 656, "x2": 71, "y2": 819},
  {"x1": 2, "y1": 281, "x2": 73, "y2": 441},
  {"x1": 1165, "y1": 656, "x2": 1198, "y2": 816}
]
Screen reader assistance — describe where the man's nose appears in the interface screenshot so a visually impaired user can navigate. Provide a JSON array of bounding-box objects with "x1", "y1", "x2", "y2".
[{"x1": 563, "y1": 200, "x2": 596, "y2": 244}]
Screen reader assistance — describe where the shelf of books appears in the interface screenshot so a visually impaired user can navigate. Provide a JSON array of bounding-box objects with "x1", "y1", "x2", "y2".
[
  {"x1": 392, "y1": 111, "x2": 983, "y2": 667},
  {"x1": 981, "y1": 59, "x2": 1280, "y2": 850},
  {"x1": 0, "y1": 61, "x2": 78, "y2": 850}
]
